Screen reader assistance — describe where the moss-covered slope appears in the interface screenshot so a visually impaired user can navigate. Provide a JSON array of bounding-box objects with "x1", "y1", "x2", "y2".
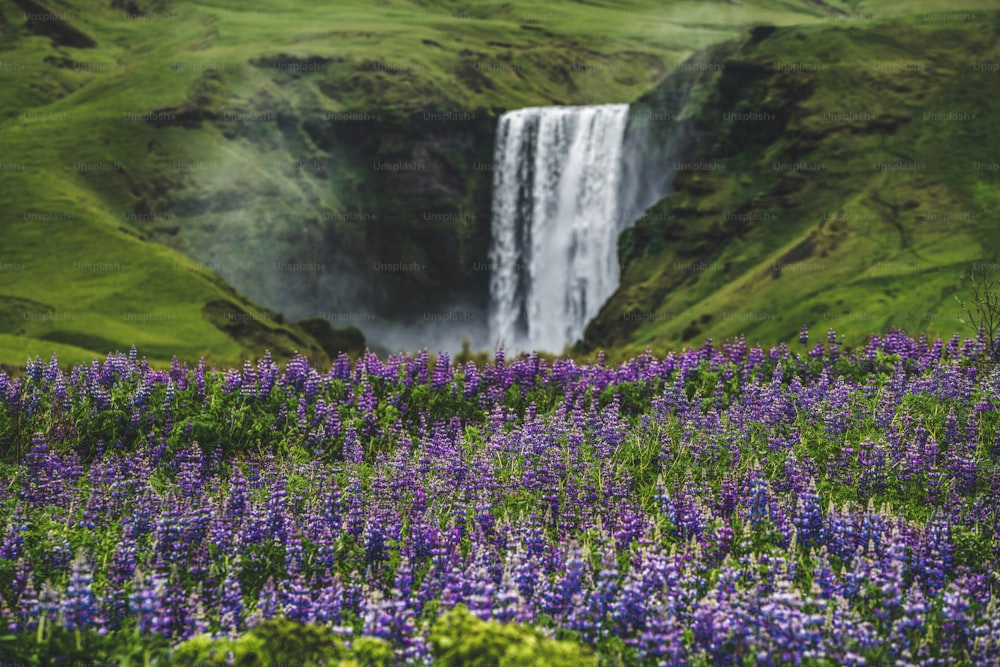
[
  {"x1": 2, "y1": 0, "x2": 998, "y2": 364},
  {"x1": 582, "y1": 11, "x2": 1000, "y2": 360}
]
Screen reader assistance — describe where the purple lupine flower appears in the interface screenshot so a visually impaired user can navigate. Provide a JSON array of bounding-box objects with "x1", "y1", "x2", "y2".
[
  {"x1": 45, "y1": 535, "x2": 73, "y2": 574},
  {"x1": 970, "y1": 595, "x2": 1000, "y2": 665},
  {"x1": 1, "y1": 330, "x2": 998, "y2": 661},
  {"x1": 218, "y1": 565, "x2": 243, "y2": 638},
  {"x1": 916, "y1": 512, "x2": 952, "y2": 596},
  {"x1": 872, "y1": 530, "x2": 907, "y2": 625},
  {"x1": 946, "y1": 431, "x2": 978, "y2": 495},
  {"x1": 506, "y1": 546, "x2": 541, "y2": 606},
  {"x1": 0, "y1": 511, "x2": 27, "y2": 561},
  {"x1": 856, "y1": 502, "x2": 886, "y2": 556},
  {"x1": 545, "y1": 547, "x2": 589, "y2": 620},
  {"x1": 460, "y1": 547, "x2": 498, "y2": 621},
  {"x1": 430, "y1": 352, "x2": 451, "y2": 390},
  {"x1": 62, "y1": 552, "x2": 99, "y2": 632},
  {"x1": 940, "y1": 580, "x2": 971, "y2": 653},
  {"x1": 315, "y1": 574, "x2": 344, "y2": 626},
  {"x1": 812, "y1": 550, "x2": 838, "y2": 600},
  {"x1": 129, "y1": 572, "x2": 165, "y2": 636},
  {"x1": 280, "y1": 566, "x2": 314, "y2": 623},
  {"x1": 890, "y1": 583, "x2": 927, "y2": 656},
  {"x1": 713, "y1": 475, "x2": 739, "y2": 520},
  {"x1": 21, "y1": 436, "x2": 63, "y2": 509},
  {"x1": 744, "y1": 472, "x2": 773, "y2": 529},
  {"x1": 673, "y1": 481, "x2": 707, "y2": 539},
  {"x1": 793, "y1": 481, "x2": 824, "y2": 548},
  {"x1": 153, "y1": 573, "x2": 192, "y2": 639},
  {"x1": 493, "y1": 567, "x2": 528, "y2": 624},
  {"x1": 226, "y1": 465, "x2": 248, "y2": 521},
  {"x1": 612, "y1": 555, "x2": 651, "y2": 638},
  {"x1": 637, "y1": 598, "x2": 685, "y2": 666},
  {"x1": 183, "y1": 589, "x2": 209, "y2": 640},
  {"x1": 586, "y1": 549, "x2": 620, "y2": 639},
  {"x1": 363, "y1": 516, "x2": 389, "y2": 571},
  {"x1": 391, "y1": 556, "x2": 413, "y2": 602},
  {"x1": 175, "y1": 443, "x2": 204, "y2": 497},
  {"x1": 343, "y1": 425, "x2": 363, "y2": 465},
  {"x1": 462, "y1": 361, "x2": 481, "y2": 399},
  {"x1": 824, "y1": 503, "x2": 859, "y2": 562},
  {"x1": 857, "y1": 440, "x2": 888, "y2": 500},
  {"x1": 265, "y1": 478, "x2": 289, "y2": 547},
  {"x1": 10, "y1": 574, "x2": 38, "y2": 634},
  {"x1": 37, "y1": 581, "x2": 61, "y2": 628},
  {"x1": 361, "y1": 589, "x2": 427, "y2": 664},
  {"x1": 247, "y1": 577, "x2": 279, "y2": 628},
  {"x1": 332, "y1": 353, "x2": 352, "y2": 380},
  {"x1": 345, "y1": 475, "x2": 366, "y2": 539},
  {"x1": 358, "y1": 382, "x2": 379, "y2": 438},
  {"x1": 285, "y1": 521, "x2": 305, "y2": 573},
  {"x1": 613, "y1": 502, "x2": 645, "y2": 551}
]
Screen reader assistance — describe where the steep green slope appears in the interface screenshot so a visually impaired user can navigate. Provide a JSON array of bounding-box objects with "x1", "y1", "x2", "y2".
[
  {"x1": 9, "y1": 0, "x2": 854, "y2": 355},
  {"x1": 0, "y1": 0, "x2": 796, "y2": 364},
  {"x1": 583, "y1": 11, "x2": 1000, "y2": 360},
  {"x1": 2, "y1": 0, "x2": 998, "y2": 366},
  {"x1": 0, "y1": 139, "x2": 349, "y2": 370}
]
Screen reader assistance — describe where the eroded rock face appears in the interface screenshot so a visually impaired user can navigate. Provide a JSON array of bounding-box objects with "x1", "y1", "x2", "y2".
[
  {"x1": 130, "y1": 67, "x2": 497, "y2": 353},
  {"x1": 289, "y1": 108, "x2": 497, "y2": 351}
]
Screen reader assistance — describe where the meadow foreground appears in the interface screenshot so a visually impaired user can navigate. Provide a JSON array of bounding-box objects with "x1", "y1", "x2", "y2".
[{"x1": 0, "y1": 329, "x2": 998, "y2": 665}]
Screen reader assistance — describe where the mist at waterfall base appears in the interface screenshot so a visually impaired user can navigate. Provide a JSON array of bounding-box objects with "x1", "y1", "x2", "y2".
[
  {"x1": 337, "y1": 101, "x2": 681, "y2": 359},
  {"x1": 359, "y1": 310, "x2": 491, "y2": 359},
  {"x1": 356, "y1": 105, "x2": 633, "y2": 358},
  {"x1": 308, "y1": 71, "x2": 692, "y2": 359}
]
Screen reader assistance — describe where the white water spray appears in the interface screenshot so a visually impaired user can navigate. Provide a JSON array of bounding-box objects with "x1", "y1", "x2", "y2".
[{"x1": 489, "y1": 104, "x2": 630, "y2": 353}]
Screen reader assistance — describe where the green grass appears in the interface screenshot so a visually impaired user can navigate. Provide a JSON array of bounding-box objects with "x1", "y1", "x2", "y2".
[
  {"x1": 2, "y1": 1, "x2": 998, "y2": 366},
  {"x1": 584, "y1": 11, "x2": 1000, "y2": 360},
  {"x1": 0, "y1": 159, "x2": 332, "y2": 368}
]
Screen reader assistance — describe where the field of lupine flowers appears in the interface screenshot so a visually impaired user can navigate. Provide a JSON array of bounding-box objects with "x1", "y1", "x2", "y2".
[{"x1": 1, "y1": 328, "x2": 999, "y2": 665}]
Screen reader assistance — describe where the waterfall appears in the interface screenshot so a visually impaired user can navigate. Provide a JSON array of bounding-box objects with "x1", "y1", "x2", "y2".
[{"x1": 489, "y1": 104, "x2": 630, "y2": 353}]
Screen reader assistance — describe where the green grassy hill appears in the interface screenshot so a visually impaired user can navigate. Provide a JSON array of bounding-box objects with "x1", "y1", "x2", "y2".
[
  {"x1": 582, "y1": 10, "x2": 1000, "y2": 360},
  {"x1": 1, "y1": 0, "x2": 998, "y2": 366}
]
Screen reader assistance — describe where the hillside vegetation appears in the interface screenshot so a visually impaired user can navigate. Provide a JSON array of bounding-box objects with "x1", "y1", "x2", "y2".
[
  {"x1": 584, "y1": 10, "x2": 1000, "y2": 360},
  {"x1": 1, "y1": 0, "x2": 998, "y2": 365}
]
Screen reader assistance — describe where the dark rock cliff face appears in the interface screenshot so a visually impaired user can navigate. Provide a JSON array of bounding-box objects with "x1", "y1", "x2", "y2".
[
  {"x1": 134, "y1": 70, "x2": 498, "y2": 352},
  {"x1": 300, "y1": 108, "x2": 496, "y2": 326},
  {"x1": 115, "y1": 39, "x2": 683, "y2": 354},
  {"x1": 323, "y1": 108, "x2": 497, "y2": 351}
]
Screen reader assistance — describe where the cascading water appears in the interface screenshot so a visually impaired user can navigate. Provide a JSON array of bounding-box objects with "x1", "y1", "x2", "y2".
[{"x1": 489, "y1": 104, "x2": 630, "y2": 353}]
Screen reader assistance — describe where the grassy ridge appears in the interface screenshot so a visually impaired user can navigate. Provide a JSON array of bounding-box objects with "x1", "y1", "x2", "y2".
[
  {"x1": 1, "y1": 0, "x2": 750, "y2": 366},
  {"x1": 584, "y1": 11, "x2": 1000, "y2": 360},
  {"x1": 2, "y1": 0, "x2": 998, "y2": 366}
]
